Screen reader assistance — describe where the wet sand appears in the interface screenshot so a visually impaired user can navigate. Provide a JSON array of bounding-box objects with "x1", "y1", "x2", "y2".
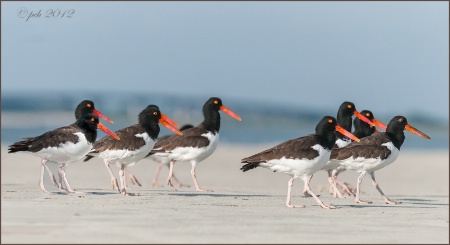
[{"x1": 1, "y1": 144, "x2": 448, "y2": 243}]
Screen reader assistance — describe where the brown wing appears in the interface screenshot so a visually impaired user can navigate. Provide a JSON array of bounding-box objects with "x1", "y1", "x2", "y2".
[
  {"x1": 331, "y1": 133, "x2": 392, "y2": 160},
  {"x1": 9, "y1": 125, "x2": 81, "y2": 153},
  {"x1": 241, "y1": 134, "x2": 319, "y2": 163},
  {"x1": 151, "y1": 126, "x2": 211, "y2": 152},
  {"x1": 93, "y1": 124, "x2": 146, "y2": 152}
]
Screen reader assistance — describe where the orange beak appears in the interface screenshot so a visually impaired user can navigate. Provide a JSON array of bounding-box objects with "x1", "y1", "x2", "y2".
[
  {"x1": 98, "y1": 123, "x2": 120, "y2": 140},
  {"x1": 159, "y1": 114, "x2": 183, "y2": 135},
  {"x1": 220, "y1": 105, "x2": 241, "y2": 121},
  {"x1": 93, "y1": 109, "x2": 114, "y2": 124},
  {"x1": 353, "y1": 110, "x2": 375, "y2": 127},
  {"x1": 372, "y1": 118, "x2": 387, "y2": 131},
  {"x1": 335, "y1": 125, "x2": 360, "y2": 142},
  {"x1": 405, "y1": 124, "x2": 431, "y2": 139}
]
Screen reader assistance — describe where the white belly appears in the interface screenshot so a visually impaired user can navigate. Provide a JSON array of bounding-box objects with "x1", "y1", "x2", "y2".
[
  {"x1": 35, "y1": 132, "x2": 92, "y2": 163},
  {"x1": 340, "y1": 142, "x2": 400, "y2": 172},
  {"x1": 99, "y1": 133, "x2": 155, "y2": 167},
  {"x1": 260, "y1": 144, "x2": 331, "y2": 178},
  {"x1": 167, "y1": 132, "x2": 219, "y2": 164}
]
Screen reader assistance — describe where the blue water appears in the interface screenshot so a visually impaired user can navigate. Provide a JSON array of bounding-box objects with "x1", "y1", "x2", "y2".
[{"x1": 2, "y1": 91, "x2": 448, "y2": 150}]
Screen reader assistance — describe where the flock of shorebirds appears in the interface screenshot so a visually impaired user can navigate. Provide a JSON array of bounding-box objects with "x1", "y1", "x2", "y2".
[{"x1": 8, "y1": 97, "x2": 430, "y2": 209}]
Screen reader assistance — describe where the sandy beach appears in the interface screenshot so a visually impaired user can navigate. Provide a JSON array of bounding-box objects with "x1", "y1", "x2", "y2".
[{"x1": 1, "y1": 144, "x2": 448, "y2": 244}]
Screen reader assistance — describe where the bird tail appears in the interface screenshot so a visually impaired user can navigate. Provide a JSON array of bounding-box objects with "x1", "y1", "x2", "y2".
[
  {"x1": 83, "y1": 154, "x2": 95, "y2": 162},
  {"x1": 240, "y1": 162, "x2": 260, "y2": 172},
  {"x1": 8, "y1": 137, "x2": 36, "y2": 153}
]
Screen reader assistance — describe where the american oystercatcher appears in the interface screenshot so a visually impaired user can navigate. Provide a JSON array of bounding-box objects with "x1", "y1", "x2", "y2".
[
  {"x1": 328, "y1": 109, "x2": 387, "y2": 197},
  {"x1": 121, "y1": 124, "x2": 194, "y2": 188},
  {"x1": 8, "y1": 113, "x2": 119, "y2": 193},
  {"x1": 240, "y1": 116, "x2": 360, "y2": 209},
  {"x1": 26, "y1": 100, "x2": 115, "y2": 192},
  {"x1": 83, "y1": 105, "x2": 182, "y2": 195},
  {"x1": 50, "y1": 100, "x2": 115, "y2": 192},
  {"x1": 148, "y1": 97, "x2": 241, "y2": 192},
  {"x1": 146, "y1": 124, "x2": 194, "y2": 188},
  {"x1": 330, "y1": 115, "x2": 430, "y2": 204},
  {"x1": 319, "y1": 102, "x2": 385, "y2": 198}
]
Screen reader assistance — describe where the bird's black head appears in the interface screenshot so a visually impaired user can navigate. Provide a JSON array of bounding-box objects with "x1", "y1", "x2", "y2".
[
  {"x1": 203, "y1": 97, "x2": 223, "y2": 113},
  {"x1": 337, "y1": 101, "x2": 357, "y2": 118},
  {"x1": 77, "y1": 113, "x2": 99, "y2": 129},
  {"x1": 353, "y1": 109, "x2": 376, "y2": 139},
  {"x1": 385, "y1": 116, "x2": 409, "y2": 150},
  {"x1": 386, "y1": 116, "x2": 408, "y2": 134},
  {"x1": 75, "y1": 100, "x2": 95, "y2": 119},
  {"x1": 201, "y1": 97, "x2": 224, "y2": 133},
  {"x1": 139, "y1": 105, "x2": 162, "y2": 140},
  {"x1": 316, "y1": 116, "x2": 338, "y2": 133},
  {"x1": 139, "y1": 105, "x2": 161, "y2": 124},
  {"x1": 315, "y1": 116, "x2": 339, "y2": 150}
]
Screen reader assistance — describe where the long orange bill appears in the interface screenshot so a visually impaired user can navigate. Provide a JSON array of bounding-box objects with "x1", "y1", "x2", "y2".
[
  {"x1": 220, "y1": 105, "x2": 242, "y2": 121},
  {"x1": 161, "y1": 113, "x2": 179, "y2": 128},
  {"x1": 353, "y1": 110, "x2": 375, "y2": 127},
  {"x1": 98, "y1": 123, "x2": 120, "y2": 140},
  {"x1": 335, "y1": 125, "x2": 360, "y2": 142},
  {"x1": 159, "y1": 117, "x2": 183, "y2": 136},
  {"x1": 93, "y1": 109, "x2": 114, "y2": 124},
  {"x1": 372, "y1": 118, "x2": 387, "y2": 131},
  {"x1": 405, "y1": 124, "x2": 431, "y2": 139}
]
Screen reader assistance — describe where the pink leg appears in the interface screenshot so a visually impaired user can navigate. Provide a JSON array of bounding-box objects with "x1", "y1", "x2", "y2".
[
  {"x1": 370, "y1": 172, "x2": 400, "y2": 205},
  {"x1": 334, "y1": 177, "x2": 356, "y2": 197},
  {"x1": 44, "y1": 163, "x2": 58, "y2": 188},
  {"x1": 302, "y1": 175, "x2": 313, "y2": 197},
  {"x1": 151, "y1": 163, "x2": 164, "y2": 187},
  {"x1": 58, "y1": 164, "x2": 83, "y2": 194},
  {"x1": 303, "y1": 176, "x2": 336, "y2": 209},
  {"x1": 166, "y1": 160, "x2": 177, "y2": 191},
  {"x1": 172, "y1": 172, "x2": 190, "y2": 188},
  {"x1": 328, "y1": 171, "x2": 345, "y2": 198},
  {"x1": 39, "y1": 159, "x2": 51, "y2": 193},
  {"x1": 124, "y1": 169, "x2": 141, "y2": 187},
  {"x1": 286, "y1": 177, "x2": 305, "y2": 208},
  {"x1": 191, "y1": 163, "x2": 211, "y2": 192},
  {"x1": 355, "y1": 172, "x2": 372, "y2": 204},
  {"x1": 118, "y1": 165, "x2": 135, "y2": 196},
  {"x1": 104, "y1": 159, "x2": 120, "y2": 193}
]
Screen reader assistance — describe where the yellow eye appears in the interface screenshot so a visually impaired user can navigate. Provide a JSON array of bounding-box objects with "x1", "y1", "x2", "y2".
[
  {"x1": 214, "y1": 100, "x2": 219, "y2": 105},
  {"x1": 398, "y1": 118, "x2": 403, "y2": 122},
  {"x1": 91, "y1": 118, "x2": 95, "y2": 122},
  {"x1": 328, "y1": 119, "x2": 333, "y2": 123},
  {"x1": 153, "y1": 112, "x2": 158, "y2": 116},
  {"x1": 87, "y1": 104, "x2": 92, "y2": 108},
  {"x1": 347, "y1": 105, "x2": 352, "y2": 109},
  {"x1": 366, "y1": 113, "x2": 370, "y2": 117}
]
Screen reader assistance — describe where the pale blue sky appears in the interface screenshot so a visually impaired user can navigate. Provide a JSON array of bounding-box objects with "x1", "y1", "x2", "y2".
[{"x1": 2, "y1": 1, "x2": 449, "y2": 120}]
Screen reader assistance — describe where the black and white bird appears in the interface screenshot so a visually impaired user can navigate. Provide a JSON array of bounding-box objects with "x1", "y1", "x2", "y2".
[
  {"x1": 319, "y1": 102, "x2": 385, "y2": 198},
  {"x1": 20, "y1": 100, "x2": 115, "y2": 193},
  {"x1": 84, "y1": 105, "x2": 182, "y2": 195},
  {"x1": 240, "y1": 116, "x2": 360, "y2": 209},
  {"x1": 328, "y1": 109, "x2": 386, "y2": 197},
  {"x1": 330, "y1": 115, "x2": 430, "y2": 204},
  {"x1": 148, "y1": 97, "x2": 241, "y2": 192},
  {"x1": 8, "y1": 113, "x2": 119, "y2": 193},
  {"x1": 147, "y1": 124, "x2": 194, "y2": 188}
]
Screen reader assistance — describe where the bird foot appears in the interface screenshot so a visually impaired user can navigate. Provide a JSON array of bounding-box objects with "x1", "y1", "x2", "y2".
[
  {"x1": 129, "y1": 176, "x2": 142, "y2": 186},
  {"x1": 355, "y1": 198, "x2": 372, "y2": 204},
  {"x1": 286, "y1": 204, "x2": 306, "y2": 208},
  {"x1": 319, "y1": 203, "x2": 336, "y2": 209}
]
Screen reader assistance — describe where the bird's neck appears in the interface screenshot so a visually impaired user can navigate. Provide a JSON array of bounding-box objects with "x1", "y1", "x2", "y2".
[{"x1": 202, "y1": 110, "x2": 221, "y2": 133}]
